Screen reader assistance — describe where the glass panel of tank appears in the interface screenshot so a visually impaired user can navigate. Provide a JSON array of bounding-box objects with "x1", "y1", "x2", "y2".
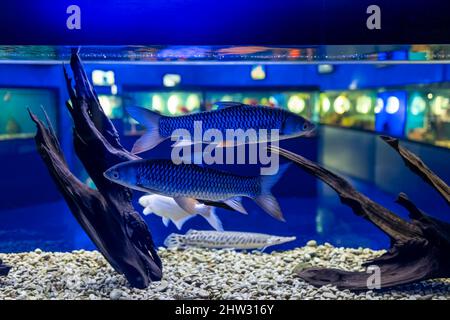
[
  {"x1": 406, "y1": 89, "x2": 450, "y2": 148},
  {"x1": 123, "y1": 91, "x2": 202, "y2": 135},
  {"x1": 0, "y1": 88, "x2": 57, "y2": 141},
  {"x1": 317, "y1": 91, "x2": 376, "y2": 130}
]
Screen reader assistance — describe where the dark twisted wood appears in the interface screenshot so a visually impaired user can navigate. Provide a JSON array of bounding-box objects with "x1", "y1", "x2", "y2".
[
  {"x1": 28, "y1": 52, "x2": 162, "y2": 288},
  {"x1": 381, "y1": 136, "x2": 450, "y2": 206},
  {"x1": 270, "y1": 136, "x2": 450, "y2": 290}
]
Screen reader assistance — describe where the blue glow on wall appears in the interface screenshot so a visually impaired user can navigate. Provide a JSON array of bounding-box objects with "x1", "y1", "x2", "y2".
[{"x1": 375, "y1": 91, "x2": 407, "y2": 137}]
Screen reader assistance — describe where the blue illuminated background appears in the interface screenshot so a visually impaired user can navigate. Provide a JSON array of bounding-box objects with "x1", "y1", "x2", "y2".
[{"x1": 0, "y1": 59, "x2": 449, "y2": 253}]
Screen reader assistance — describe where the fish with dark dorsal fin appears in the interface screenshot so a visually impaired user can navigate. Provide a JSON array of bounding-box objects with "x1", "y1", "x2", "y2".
[
  {"x1": 126, "y1": 102, "x2": 316, "y2": 154},
  {"x1": 104, "y1": 159, "x2": 289, "y2": 221},
  {"x1": 164, "y1": 229, "x2": 296, "y2": 251},
  {"x1": 138, "y1": 194, "x2": 223, "y2": 231}
]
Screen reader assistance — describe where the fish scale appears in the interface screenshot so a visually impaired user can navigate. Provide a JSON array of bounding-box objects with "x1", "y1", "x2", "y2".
[
  {"x1": 135, "y1": 159, "x2": 260, "y2": 200},
  {"x1": 105, "y1": 154, "x2": 290, "y2": 221},
  {"x1": 159, "y1": 105, "x2": 287, "y2": 137}
]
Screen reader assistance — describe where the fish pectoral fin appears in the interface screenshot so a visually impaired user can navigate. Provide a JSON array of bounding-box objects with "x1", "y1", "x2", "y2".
[
  {"x1": 253, "y1": 194, "x2": 286, "y2": 222},
  {"x1": 198, "y1": 206, "x2": 224, "y2": 231},
  {"x1": 224, "y1": 197, "x2": 248, "y2": 215},
  {"x1": 172, "y1": 215, "x2": 194, "y2": 230},
  {"x1": 162, "y1": 217, "x2": 170, "y2": 227},
  {"x1": 174, "y1": 197, "x2": 200, "y2": 215},
  {"x1": 142, "y1": 207, "x2": 153, "y2": 215}
]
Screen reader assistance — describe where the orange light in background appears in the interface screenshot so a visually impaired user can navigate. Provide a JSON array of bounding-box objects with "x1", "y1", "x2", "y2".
[{"x1": 289, "y1": 49, "x2": 301, "y2": 59}]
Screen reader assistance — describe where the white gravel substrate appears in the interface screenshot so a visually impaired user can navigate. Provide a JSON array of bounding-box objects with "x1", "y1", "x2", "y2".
[{"x1": 1, "y1": 242, "x2": 449, "y2": 300}]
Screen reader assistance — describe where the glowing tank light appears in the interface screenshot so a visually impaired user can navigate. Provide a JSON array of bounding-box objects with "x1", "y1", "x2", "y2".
[
  {"x1": 243, "y1": 98, "x2": 252, "y2": 105},
  {"x1": 251, "y1": 65, "x2": 266, "y2": 80},
  {"x1": 317, "y1": 64, "x2": 334, "y2": 74},
  {"x1": 269, "y1": 96, "x2": 278, "y2": 106},
  {"x1": 410, "y1": 95, "x2": 426, "y2": 116},
  {"x1": 167, "y1": 95, "x2": 181, "y2": 115},
  {"x1": 432, "y1": 96, "x2": 449, "y2": 116},
  {"x1": 374, "y1": 98, "x2": 384, "y2": 114},
  {"x1": 111, "y1": 84, "x2": 118, "y2": 95},
  {"x1": 349, "y1": 80, "x2": 358, "y2": 90},
  {"x1": 356, "y1": 96, "x2": 372, "y2": 114},
  {"x1": 386, "y1": 96, "x2": 400, "y2": 114},
  {"x1": 427, "y1": 93, "x2": 434, "y2": 100},
  {"x1": 163, "y1": 74, "x2": 181, "y2": 87},
  {"x1": 186, "y1": 94, "x2": 200, "y2": 111},
  {"x1": 3, "y1": 91, "x2": 11, "y2": 102},
  {"x1": 152, "y1": 95, "x2": 164, "y2": 112},
  {"x1": 92, "y1": 70, "x2": 115, "y2": 86},
  {"x1": 287, "y1": 96, "x2": 306, "y2": 113},
  {"x1": 221, "y1": 95, "x2": 233, "y2": 102},
  {"x1": 321, "y1": 96, "x2": 331, "y2": 113},
  {"x1": 333, "y1": 95, "x2": 350, "y2": 115},
  {"x1": 98, "y1": 95, "x2": 113, "y2": 117}
]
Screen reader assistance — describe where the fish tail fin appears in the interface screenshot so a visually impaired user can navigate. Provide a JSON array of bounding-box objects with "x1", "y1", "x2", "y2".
[
  {"x1": 164, "y1": 233, "x2": 186, "y2": 248},
  {"x1": 126, "y1": 106, "x2": 166, "y2": 154},
  {"x1": 198, "y1": 206, "x2": 224, "y2": 231},
  {"x1": 254, "y1": 163, "x2": 290, "y2": 222}
]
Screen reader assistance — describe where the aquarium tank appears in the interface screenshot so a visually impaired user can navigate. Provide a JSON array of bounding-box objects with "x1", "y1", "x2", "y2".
[{"x1": 1, "y1": 0, "x2": 450, "y2": 303}]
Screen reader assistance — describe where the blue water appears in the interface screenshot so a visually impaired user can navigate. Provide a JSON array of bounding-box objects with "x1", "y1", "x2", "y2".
[{"x1": 0, "y1": 173, "x2": 400, "y2": 253}]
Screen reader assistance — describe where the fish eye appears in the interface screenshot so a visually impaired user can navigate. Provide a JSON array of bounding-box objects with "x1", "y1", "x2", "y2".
[
  {"x1": 302, "y1": 122, "x2": 309, "y2": 130},
  {"x1": 111, "y1": 171, "x2": 120, "y2": 179}
]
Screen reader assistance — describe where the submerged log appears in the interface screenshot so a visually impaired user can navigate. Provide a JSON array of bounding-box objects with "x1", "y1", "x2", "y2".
[
  {"x1": 270, "y1": 136, "x2": 450, "y2": 290},
  {"x1": 28, "y1": 52, "x2": 162, "y2": 288},
  {"x1": 0, "y1": 258, "x2": 11, "y2": 276}
]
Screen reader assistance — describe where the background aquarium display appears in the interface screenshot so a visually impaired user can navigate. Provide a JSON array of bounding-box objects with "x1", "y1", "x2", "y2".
[
  {"x1": 405, "y1": 88, "x2": 450, "y2": 148},
  {"x1": 317, "y1": 90, "x2": 376, "y2": 130},
  {"x1": 0, "y1": 88, "x2": 57, "y2": 140},
  {"x1": 0, "y1": 45, "x2": 449, "y2": 300}
]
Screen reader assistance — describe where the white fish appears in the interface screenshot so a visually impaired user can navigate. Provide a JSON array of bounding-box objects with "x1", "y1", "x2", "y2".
[
  {"x1": 138, "y1": 194, "x2": 223, "y2": 231},
  {"x1": 164, "y1": 229, "x2": 296, "y2": 251}
]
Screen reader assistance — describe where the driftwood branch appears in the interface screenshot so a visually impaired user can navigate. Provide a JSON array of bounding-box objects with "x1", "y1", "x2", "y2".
[
  {"x1": 270, "y1": 136, "x2": 450, "y2": 290},
  {"x1": 29, "y1": 52, "x2": 162, "y2": 288},
  {"x1": 381, "y1": 136, "x2": 450, "y2": 206}
]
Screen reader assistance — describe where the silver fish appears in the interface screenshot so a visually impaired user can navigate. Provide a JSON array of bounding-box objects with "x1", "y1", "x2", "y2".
[
  {"x1": 138, "y1": 194, "x2": 223, "y2": 231},
  {"x1": 164, "y1": 229, "x2": 296, "y2": 251}
]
